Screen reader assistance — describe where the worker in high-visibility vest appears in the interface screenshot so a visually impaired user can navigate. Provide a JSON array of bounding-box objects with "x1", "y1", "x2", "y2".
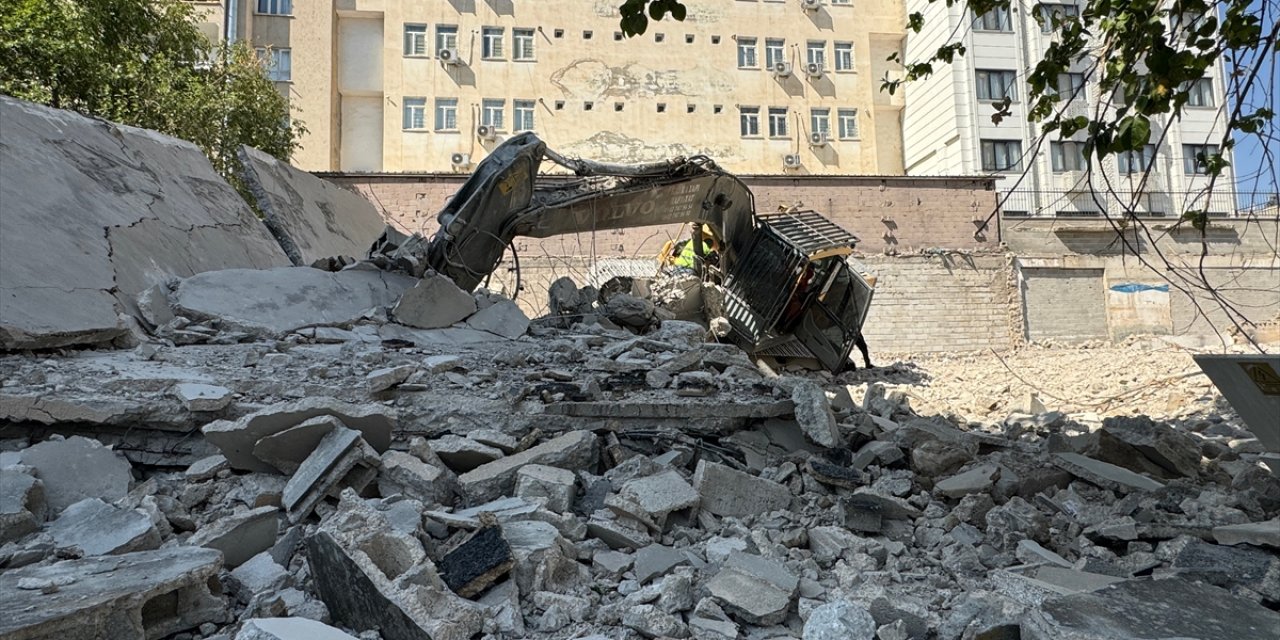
[{"x1": 672, "y1": 237, "x2": 716, "y2": 269}]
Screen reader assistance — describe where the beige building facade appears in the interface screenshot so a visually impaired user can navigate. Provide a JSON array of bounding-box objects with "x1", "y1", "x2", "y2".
[{"x1": 192, "y1": 0, "x2": 906, "y2": 175}]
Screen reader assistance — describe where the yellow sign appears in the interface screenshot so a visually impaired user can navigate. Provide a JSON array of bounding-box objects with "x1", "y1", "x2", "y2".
[{"x1": 1240, "y1": 361, "x2": 1280, "y2": 396}]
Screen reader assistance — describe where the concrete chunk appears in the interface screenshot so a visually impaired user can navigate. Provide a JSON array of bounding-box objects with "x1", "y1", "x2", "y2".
[
  {"x1": 459, "y1": 430, "x2": 598, "y2": 503},
  {"x1": 366, "y1": 365, "x2": 415, "y2": 393},
  {"x1": 379, "y1": 450, "x2": 457, "y2": 506},
  {"x1": 392, "y1": 274, "x2": 477, "y2": 329},
  {"x1": 431, "y1": 434, "x2": 505, "y2": 473},
  {"x1": 706, "y1": 552, "x2": 799, "y2": 626},
  {"x1": 172, "y1": 383, "x2": 234, "y2": 412},
  {"x1": 47, "y1": 498, "x2": 160, "y2": 557},
  {"x1": 791, "y1": 380, "x2": 841, "y2": 447},
  {"x1": 0, "y1": 468, "x2": 44, "y2": 544},
  {"x1": 229, "y1": 551, "x2": 290, "y2": 603},
  {"x1": 283, "y1": 427, "x2": 381, "y2": 523},
  {"x1": 203, "y1": 398, "x2": 393, "y2": 473},
  {"x1": 0, "y1": 547, "x2": 224, "y2": 640},
  {"x1": 237, "y1": 145, "x2": 387, "y2": 267},
  {"x1": 610, "y1": 469, "x2": 700, "y2": 529},
  {"x1": 1051, "y1": 452, "x2": 1165, "y2": 493},
  {"x1": 466, "y1": 299, "x2": 531, "y2": 339},
  {"x1": 693, "y1": 460, "x2": 791, "y2": 517},
  {"x1": 634, "y1": 544, "x2": 690, "y2": 584},
  {"x1": 19, "y1": 436, "x2": 133, "y2": 515},
  {"x1": 515, "y1": 464, "x2": 577, "y2": 513},
  {"x1": 187, "y1": 505, "x2": 280, "y2": 568},
  {"x1": 935, "y1": 464, "x2": 1000, "y2": 498},
  {"x1": 803, "y1": 600, "x2": 877, "y2": 640},
  {"x1": 1213, "y1": 518, "x2": 1280, "y2": 549},
  {"x1": 236, "y1": 617, "x2": 359, "y2": 640},
  {"x1": 252, "y1": 416, "x2": 343, "y2": 475}
]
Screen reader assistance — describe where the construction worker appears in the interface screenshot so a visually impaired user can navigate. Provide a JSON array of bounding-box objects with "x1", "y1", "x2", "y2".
[{"x1": 671, "y1": 230, "x2": 719, "y2": 271}]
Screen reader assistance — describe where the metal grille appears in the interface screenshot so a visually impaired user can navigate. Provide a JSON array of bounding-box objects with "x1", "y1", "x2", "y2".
[
  {"x1": 723, "y1": 227, "x2": 807, "y2": 343},
  {"x1": 758, "y1": 210, "x2": 860, "y2": 256},
  {"x1": 586, "y1": 258, "x2": 658, "y2": 288},
  {"x1": 754, "y1": 336, "x2": 817, "y2": 359}
]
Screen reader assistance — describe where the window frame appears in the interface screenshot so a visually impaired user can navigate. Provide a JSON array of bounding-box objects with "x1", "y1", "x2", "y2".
[
  {"x1": 834, "y1": 42, "x2": 854, "y2": 72},
  {"x1": 402, "y1": 97, "x2": 428, "y2": 131},
  {"x1": 435, "y1": 98, "x2": 459, "y2": 132},
  {"x1": 810, "y1": 108, "x2": 831, "y2": 139},
  {"x1": 481, "y1": 99, "x2": 505, "y2": 130},
  {"x1": 980, "y1": 139, "x2": 1023, "y2": 172},
  {"x1": 1116, "y1": 144, "x2": 1156, "y2": 174},
  {"x1": 1183, "y1": 143, "x2": 1219, "y2": 175},
  {"x1": 767, "y1": 106, "x2": 789, "y2": 138},
  {"x1": 513, "y1": 100, "x2": 536, "y2": 132},
  {"x1": 765, "y1": 39, "x2": 786, "y2": 69},
  {"x1": 1050, "y1": 140, "x2": 1086, "y2": 172},
  {"x1": 481, "y1": 26, "x2": 505, "y2": 59},
  {"x1": 404, "y1": 24, "x2": 429, "y2": 57},
  {"x1": 737, "y1": 37, "x2": 759, "y2": 69},
  {"x1": 512, "y1": 28, "x2": 536, "y2": 61},
  {"x1": 837, "y1": 108, "x2": 859, "y2": 140},
  {"x1": 975, "y1": 7, "x2": 1013, "y2": 32},
  {"x1": 256, "y1": 0, "x2": 292, "y2": 16},
  {"x1": 739, "y1": 106, "x2": 761, "y2": 137},
  {"x1": 1184, "y1": 78, "x2": 1214, "y2": 107},
  {"x1": 806, "y1": 41, "x2": 826, "y2": 68},
  {"x1": 436, "y1": 25, "x2": 459, "y2": 55},
  {"x1": 255, "y1": 47, "x2": 291, "y2": 82},
  {"x1": 1037, "y1": 3, "x2": 1079, "y2": 34},
  {"x1": 1054, "y1": 72, "x2": 1086, "y2": 101},
  {"x1": 975, "y1": 69, "x2": 1018, "y2": 102}
]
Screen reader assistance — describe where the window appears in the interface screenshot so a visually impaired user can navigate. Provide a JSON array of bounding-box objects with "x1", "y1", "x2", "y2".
[
  {"x1": 513, "y1": 29, "x2": 535, "y2": 61},
  {"x1": 1117, "y1": 144, "x2": 1155, "y2": 174},
  {"x1": 1183, "y1": 144, "x2": 1218, "y2": 174},
  {"x1": 655, "y1": 33, "x2": 665, "y2": 42},
  {"x1": 482, "y1": 27, "x2": 504, "y2": 59},
  {"x1": 806, "y1": 41, "x2": 826, "y2": 68},
  {"x1": 810, "y1": 108, "x2": 831, "y2": 138},
  {"x1": 687, "y1": 104, "x2": 696, "y2": 113},
  {"x1": 514, "y1": 100, "x2": 535, "y2": 131},
  {"x1": 737, "y1": 38, "x2": 758, "y2": 68},
  {"x1": 975, "y1": 7, "x2": 1013, "y2": 32},
  {"x1": 554, "y1": 29, "x2": 564, "y2": 38},
  {"x1": 1037, "y1": 3, "x2": 1079, "y2": 33},
  {"x1": 257, "y1": 0, "x2": 291, "y2": 16},
  {"x1": 583, "y1": 31, "x2": 593, "y2": 39},
  {"x1": 765, "y1": 39, "x2": 786, "y2": 69},
  {"x1": 1184, "y1": 78, "x2": 1214, "y2": 107},
  {"x1": 436, "y1": 25, "x2": 458, "y2": 54},
  {"x1": 1054, "y1": 72, "x2": 1086, "y2": 100},
  {"x1": 256, "y1": 47, "x2": 291, "y2": 82},
  {"x1": 657, "y1": 103, "x2": 667, "y2": 113},
  {"x1": 740, "y1": 107, "x2": 760, "y2": 137},
  {"x1": 435, "y1": 98, "x2": 458, "y2": 131},
  {"x1": 686, "y1": 34, "x2": 695, "y2": 44},
  {"x1": 615, "y1": 102, "x2": 625, "y2": 111},
  {"x1": 837, "y1": 108, "x2": 859, "y2": 139},
  {"x1": 1051, "y1": 141, "x2": 1086, "y2": 171},
  {"x1": 830, "y1": 0, "x2": 851, "y2": 4},
  {"x1": 482, "y1": 99, "x2": 505, "y2": 129},
  {"x1": 834, "y1": 42, "x2": 854, "y2": 71},
  {"x1": 711, "y1": 35, "x2": 721, "y2": 44},
  {"x1": 981, "y1": 139, "x2": 1023, "y2": 172},
  {"x1": 584, "y1": 101, "x2": 594, "y2": 110},
  {"x1": 768, "y1": 107, "x2": 788, "y2": 137},
  {"x1": 976, "y1": 69, "x2": 1017, "y2": 101},
  {"x1": 404, "y1": 24, "x2": 428, "y2": 57},
  {"x1": 402, "y1": 97, "x2": 427, "y2": 130}
]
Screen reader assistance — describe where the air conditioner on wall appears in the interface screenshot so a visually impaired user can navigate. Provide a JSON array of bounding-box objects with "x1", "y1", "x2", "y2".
[
  {"x1": 805, "y1": 62, "x2": 824, "y2": 78},
  {"x1": 476, "y1": 125, "x2": 497, "y2": 141},
  {"x1": 450, "y1": 152, "x2": 471, "y2": 169},
  {"x1": 772, "y1": 61, "x2": 793, "y2": 78},
  {"x1": 809, "y1": 131, "x2": 829, "y2": 147},
  {"x1": 801, "y1": 0, "x2": 823, "y2": 11},
  {"x1": 438, "y1": 48, "x2": 461, "y2": 65},
  {"x1": 783, "y1": 154, "x2": 803, "y2": 169}
]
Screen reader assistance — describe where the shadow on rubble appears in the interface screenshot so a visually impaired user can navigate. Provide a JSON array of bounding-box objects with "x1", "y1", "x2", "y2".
[{"x1": 835, "y1": 360, "x2": 931, "y2": 386}]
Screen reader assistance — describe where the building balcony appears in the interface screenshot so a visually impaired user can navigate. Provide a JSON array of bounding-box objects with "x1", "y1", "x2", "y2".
[{"x1": 999, "y1": 188, "x2": 1266, "y2": 219}]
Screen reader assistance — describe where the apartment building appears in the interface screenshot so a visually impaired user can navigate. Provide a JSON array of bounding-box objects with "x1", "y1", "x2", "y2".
[
  {"x1": 191, "y1": 0, "x2": 907, "y2": 175},
  {"x1": 902, "y1": 0, "x2": 1236, "y2": 217}
]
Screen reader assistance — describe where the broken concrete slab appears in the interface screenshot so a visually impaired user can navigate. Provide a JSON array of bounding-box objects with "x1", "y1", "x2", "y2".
[
  {"x1": 229, "y1": 551, "x2": 291, "y2": 604},
  {"x1": 803, "y1": 600, "x2": 877, "y2": 640},
  {"x1": 610, "y1": 469, "x2": 700, "y2": 529},
  {"x1": 693, "y1": 460, "x2": 791, "y2": 518},
  {"x1": 236, "y1": 617, "x2": 359, "y2": 640},
  {"x1": 431, "y1": 434, "x2": 505, "y2": 473},
  {"x1": 1051, "y1": 452, "x2": 1165, "y2": 493},
  {"x1": 366, "y1": 365, "x2": 415, "y2": 393},
  {"x1": 202, "y1": 398, "x2": 393, "y2": 473},
  {"x1": 172, "y1": 383, "x2": 234, "y2": 412},
  {"x1": 282, "y1": 426, "x2": 380, "y2": 523},
  {"x1": 501, "y1": 519, "x2": 585, "y2": 594},
  {"x1": 1020, "y1": 577, "x2": 1280, "y2": 640},
  {"x1": 237, "y1": 145, "x2": 387, "y2": 267},
  {"x1": 706, "y1": 551, "x2": 799, "y2": 626},
  {"x1": 0, "y1": 546, "x2": 224, "y2": 640},
  {"x1": 379, "y1": 450, "x2": 457, "y2": 506},
  {"x1": 1094, "y1": 415, "x2": 1203, "y2": 478},
  {"x1": 19, "y1": 436, "x2": 133, "y2": 515},
  {"x1": 633, "y1": 543, "x2": 690, "y2": 584},
  {"x1": 392, "y1": 273, "x2": 477, "y2": 329},
  {"x1": 791, "y1": 380, "x2": 841, "y2": 448},
  {"x1": 251, "y1": 416, "x2": 343, "y2": 475},
  {"x1": 0, "y1": 467, "x2": 45, "y2": 544},
  {"x1": 1213, "y1": 518, "x2": 1280, "y2": 549},
  {"x1": 173, "y1": 267, "x2": 416, "y2": 337},
  {"x1": 515, "y1": 464, "x2": 577, "y2": 513},
  {"x1": 187, "y1": 505, "x2": 280, "y2": 568},
  {"x1": 1162, "y1": 537, "x2": 1280, "y2": 600},
  {"x1": 466, "y1": 299, "x2": 531, "y2": 339},
  {"x1": 459, "y1": 430, "x2": 598, "y2": 503},
  {"x1": 0, "y1": 96, "x2": 289, "y2": 350},
  {"x1": 993, "y1": 564, "x2": 1126, "y2": 606},
  {"x1": 935, "y1": 464, "x2": 1000, "y2": 498},
  {"x1": 47, "y1": 498, "x2": 160, "y2": 557}
]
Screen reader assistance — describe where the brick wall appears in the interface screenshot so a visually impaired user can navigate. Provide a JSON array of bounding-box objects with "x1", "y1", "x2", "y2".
[{"x1": 1021, "y1": 268, "x2": 1109, "y2": 342}]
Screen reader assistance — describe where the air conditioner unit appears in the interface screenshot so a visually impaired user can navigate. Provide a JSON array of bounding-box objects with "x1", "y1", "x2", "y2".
[
  {"x1": 809, "y1": 131, "x2": 829, "y2": 147},
  {"x1": 450, "y1": 152, "x2": 471, "y2": 169},
  {"x1": 476, "y1": 125, "x2": 497, "y2": 141},
  {"x1": 805, "y1": 62, "x2": 824, "y2": 78},
  {"x1": 439, "y1": 48, "x2": 461, "y2": 65},
  {"x1": 772, "y1": 61, "x2": 792, "y2": 78},
  {"x1": 783, "y1": 153, "x2": 803, "y2": 169},
  {"x1": 801, "y1": 0, "x2": 823, "y2": 11}
]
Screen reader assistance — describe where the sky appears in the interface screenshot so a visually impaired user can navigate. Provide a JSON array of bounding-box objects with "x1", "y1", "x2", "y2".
[{"x1": 1229, "y1": 0, "x2": 1277, "y2": 207}]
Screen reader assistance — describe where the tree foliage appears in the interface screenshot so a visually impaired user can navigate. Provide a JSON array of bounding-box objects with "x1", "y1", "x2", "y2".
[{"x1": 0, "y1": 0, "x2": 305, "y2": 183}]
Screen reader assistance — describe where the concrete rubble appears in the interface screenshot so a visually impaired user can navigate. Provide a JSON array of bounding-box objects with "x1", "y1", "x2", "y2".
[{"x1": 2, "y1": 99, "x2": 1279, "y2": 640}]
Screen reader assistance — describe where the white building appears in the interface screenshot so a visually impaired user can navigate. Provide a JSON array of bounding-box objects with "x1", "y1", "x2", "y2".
[{"x1": 902, "y1": 0, "x2": 1236, "y2": 218}]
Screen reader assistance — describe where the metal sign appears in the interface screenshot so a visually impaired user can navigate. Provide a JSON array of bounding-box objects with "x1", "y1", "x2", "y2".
[{"x1": 1240, "y1": 361, "x2": 1280, "y2": 396}]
